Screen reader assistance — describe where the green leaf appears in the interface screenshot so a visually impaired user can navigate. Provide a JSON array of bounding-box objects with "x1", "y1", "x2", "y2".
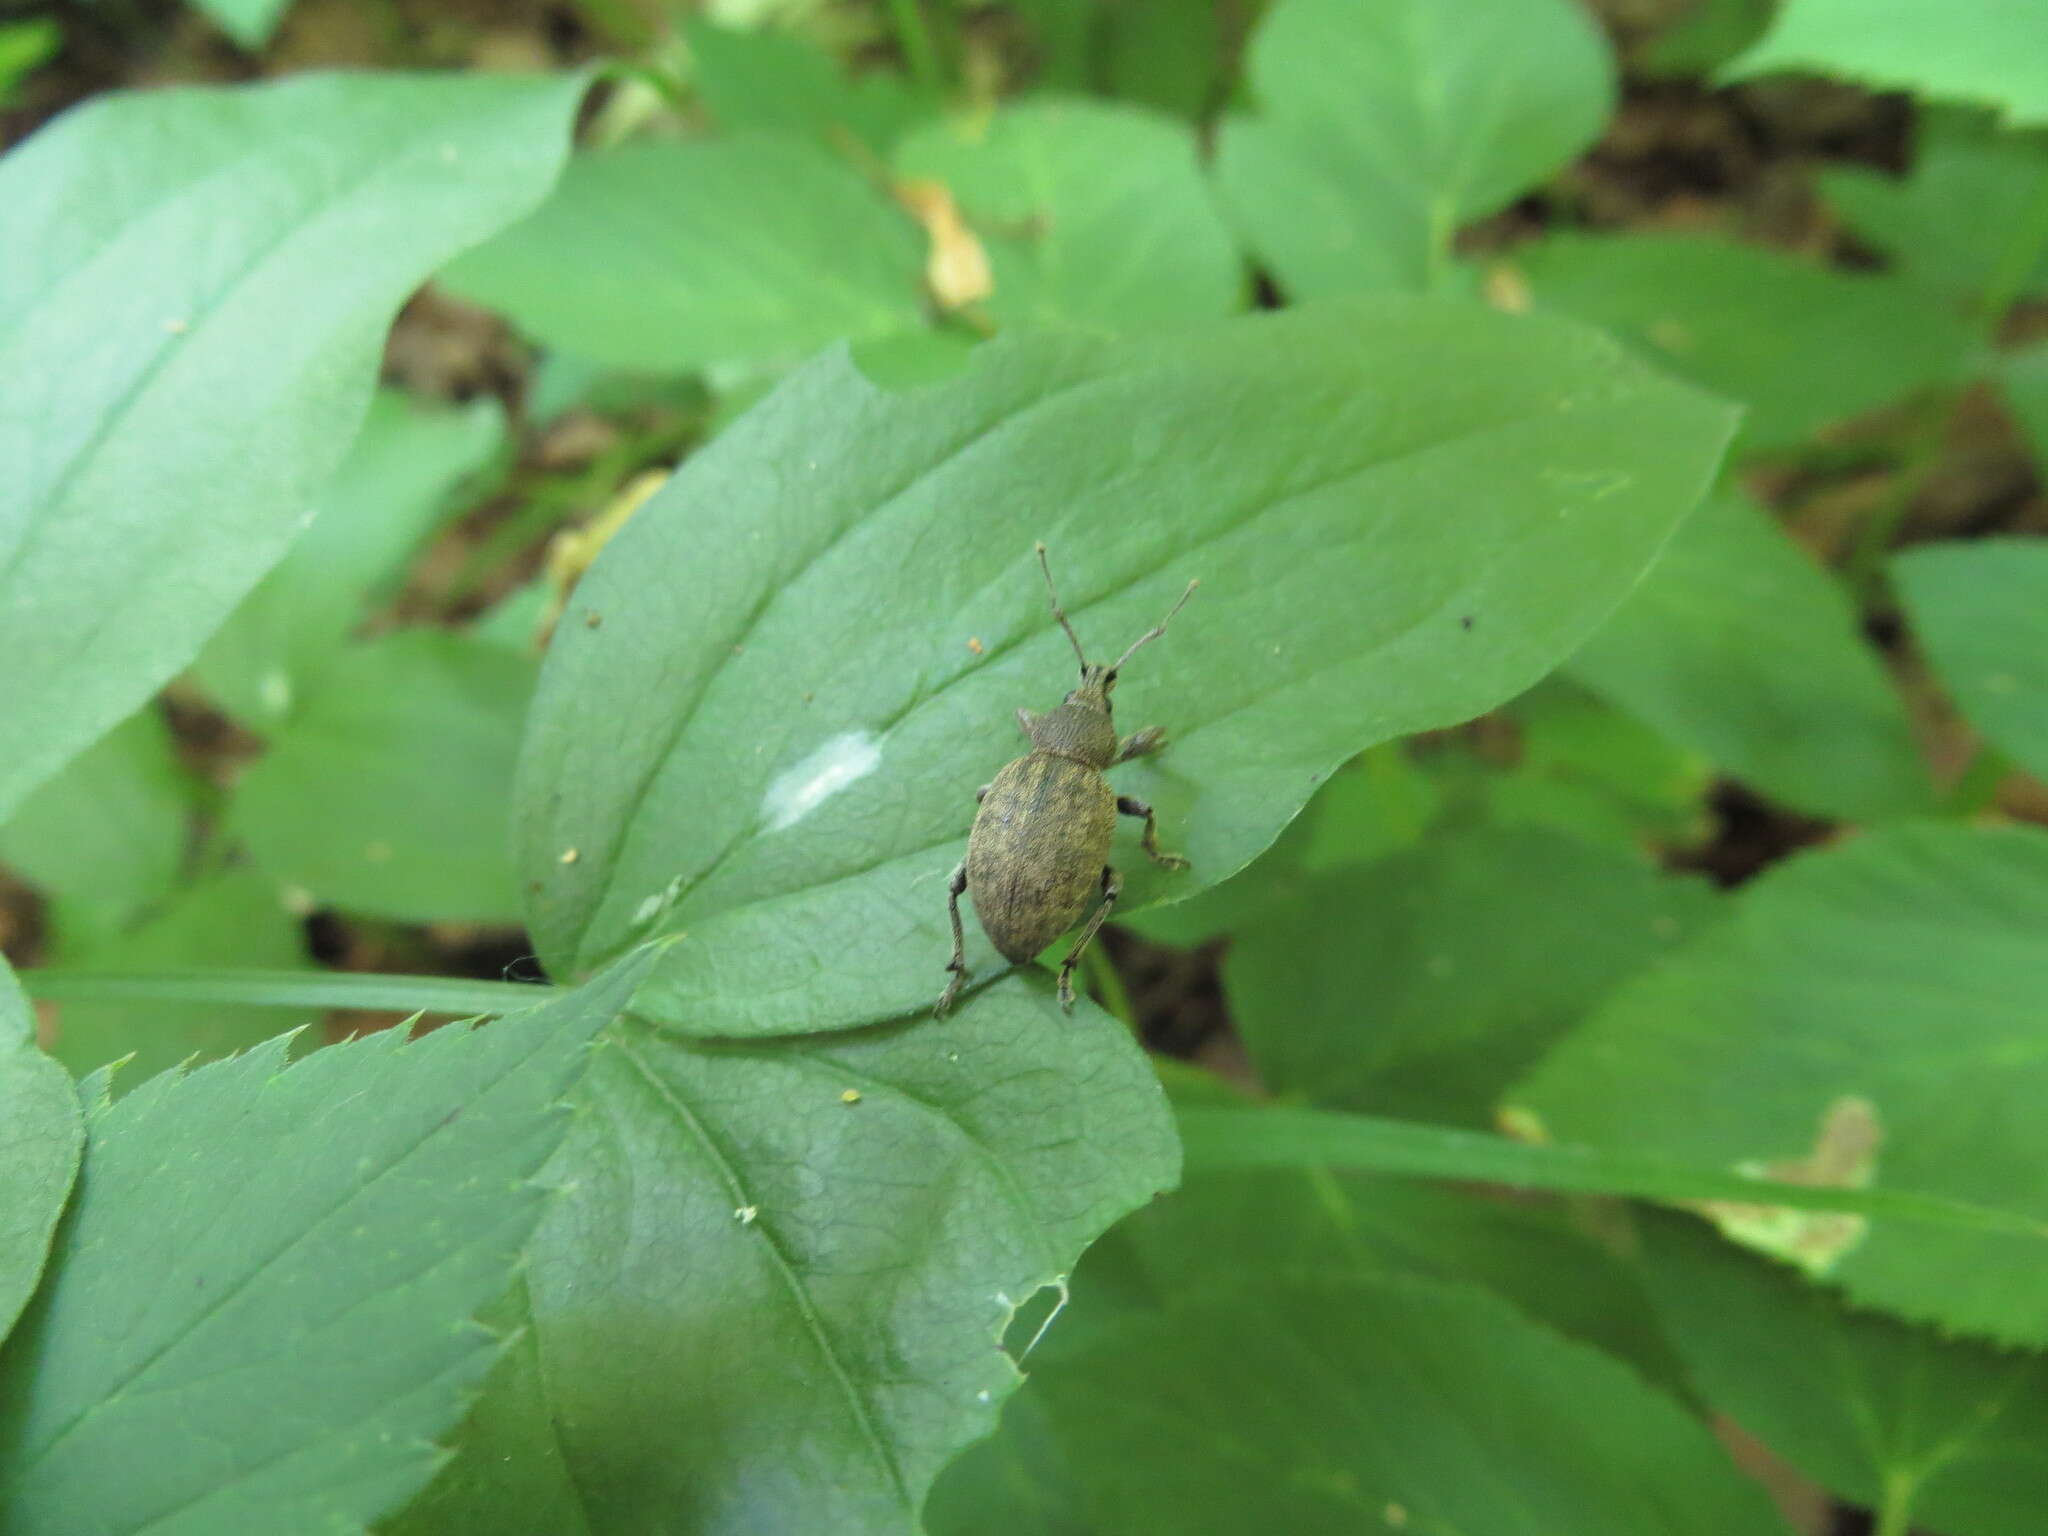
[
  {"x1": 1176, "y1": 1102, "x2": 2048, "y2": 1239},
  {"x1": 1894, "y1": 537, "x2": 2048, "y2": 785},
  {"x1": 0, "y1": 19, "x2": 60, "y2": 107},
  {"x1": 0, "y1": 708, "x2": 196, "y2": 945},
  {"x1": 1011, "y1": 1271, "x2": 1787, "y2": 1535},
  {"x1": 2004, "y1": 342, "x2": 2048, "y2": 466},
  {"x1": 687, "y1": 18, "x2": 937, "y2": 156},
  {"x1": 1225, "y1": 825, "x2": 1720, "y2": 1127},
  {"x1": 441, "y1": 135, "x2": 927, "y2": 375},
  {"x1": 0, "y1": 71, "x2": 586, "y2": 824},
  {"x1": 1823, "y1": 111, "x2": 2048, "y2": 313},
  {"x1": 191, "y1": 0, "x2": 293, "y2": 50},
  {"x1": 0, "y1": 949, "x2": 650, "y2": 1534},
  {"x1": 1639, "y1": 0, "x2": 1774, "y2": 77},
  {"x1": 391, "y1": 973, "x2": 1179, "y2": 1535},
  {"x1": 1101, "y1": 0, "x2": 1225, "y2": 119},
  {"x1": 514, "y1": 298, "x2": 1737, "y2": 1033},
  {"x1": 1511, "y1": 232, "x2": 1979, "y2": 450},
  {"x1": 0, "y1": 958, "x2": 83, "y2": 1349},
  {"x1": 20, "y1": 968, "x2": 555, "y2": 1020},
  {"x1": 1214, "y1": 0, "x2": 1614, "y2": 295},
  {"x1": 1464, "y1": 678, "x2": 1715, "y2": 853},
  {"x1": 40, "y1": 866, "x2": 313, "y2": 1086},
  {"x1": 894, "y1": 99, "x2": 1241, "y2": 332},
  {"x1": 233, "y1": 632, "x2": 534, "y2": 925},
  {"x1": 194, "y1": 390, "x2": 507, "y2": 730},
  {"x1": 1118, "y1": 743, "x2": 1440, "y2": 948},
  {"x1": 1640, "y1": 1211, "x2": 2048, "y2": 1536},
  {"x1": 1511, "y1": 821, "x2": 2048, "y2": 1343},
  {"x1": 1567, "y1": 491, "x2": 1932, "y2": 821},
  {"x1": 1725, "y1": 0, "x2": 2048, "y2": 127}
]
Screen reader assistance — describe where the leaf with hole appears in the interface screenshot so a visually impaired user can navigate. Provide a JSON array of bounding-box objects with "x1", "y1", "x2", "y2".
[
  {"x1": 389, "y1": 973, "x2": 1179, "y2": 1536},
  {"x1": 1511, "y1": 821, "x2": 2048, "y2": 1344}
]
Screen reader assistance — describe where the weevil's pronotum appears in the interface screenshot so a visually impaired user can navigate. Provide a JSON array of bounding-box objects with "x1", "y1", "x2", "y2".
[{"x1": 936, "y1": 545, "x2": 1196, "y2": 1017}]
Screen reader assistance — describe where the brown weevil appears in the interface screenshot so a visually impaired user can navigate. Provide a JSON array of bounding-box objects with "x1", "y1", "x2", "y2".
[{"x1": 936, "y1": 545, "x2": 1197, "y2": 1017}]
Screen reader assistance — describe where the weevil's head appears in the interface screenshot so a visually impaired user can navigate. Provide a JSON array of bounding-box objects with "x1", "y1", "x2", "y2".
[{"x1": 1020, "y1": 544, "x2": 1195, "y2": 764}]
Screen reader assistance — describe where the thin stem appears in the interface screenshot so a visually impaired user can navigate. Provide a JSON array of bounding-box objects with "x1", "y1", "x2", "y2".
[
  {"x1": 1846, "y1": 396, "x2": 1953, "y2": 603},
  {"x1": 1873, "y1": 1469, "x2": 1918, "y2": 1536},
  {"x1": 1942, "y1": 744, "x2": 2012, "y2": 818},
  {"x1": 19, "y1": 967, "x2": 558, "y2": 1018}
]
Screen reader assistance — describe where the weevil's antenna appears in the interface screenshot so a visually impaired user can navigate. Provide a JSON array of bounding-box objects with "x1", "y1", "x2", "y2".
[
  {"x1": 1035, "y1": 542, "x2": 1089, "y2": 670},
  {"x1": 1110, "y1": 578, "x2": 1199, "y2": 673}
]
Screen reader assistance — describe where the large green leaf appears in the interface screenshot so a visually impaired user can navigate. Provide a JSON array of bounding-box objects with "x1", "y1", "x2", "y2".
[
  {"x1": 0, "y1": 71, "x2": 586, "y2": 824},
  {"x1": 1725, "y1": 0, "x2": 2048, "y2": 126},
  {"x1": 686, "y1": 18, "x2": 936, "y2": 157},
  {"x1": 1214, "y1": 0, "x2": 1614, "y2": 295},
  {"x1": 1512, "y1": 232, "x2": 1978, "y2": 449},
  {"x1": 514, "y1": 298, "x2": 1736, "y2": 1033},
  {"x1": 1567, "y1": 491, "x2": 1932, "y2": 821},
  {"x1": 0, "y1": 708, "x2": 195, "y2": 946},
  {"x1": 41, "y1": 866, "x2": 312, "y2": 1086},
  {"x1": 0, "y1": 952, "x2": 648, "y2": 1535},
  {"x1": 233, "y1": 632, "x2": 534, "y2": 924},
  {"x1": 1225, "y1": 824, "x2": 1720, "y2": 1127},
  {"x1": 1512, "y1": 821, "x2": 2048, "y2": 1344},
  {"x1": 1009, "y1": 1271, "x2": 1786, "y2": 1535},
  {"x1": 1822, "y1": 111, "x2": 2048, "y2": 312},
  {"x1": 194, "y1": 389, "x2": 506, "y2": 730},
  {"x1": 391, "y1": 973, "x2": 1179, "y2": 1535},
  {"x1": 894, "y1": 99, "x2": 1241, "y2": 332},
  {"x1": 441, "y1": 135, "x2": 927, "y2": 375},
  {"x1": 0, "y1": 959, "x2": 82, "y2": 1350},
  {"x1": 1894, "y1": 538, "x2": 2048, "y2": 786},
  {"x1": 1641, "y1": 1212, "x2": 2048, "y2": 1536}
]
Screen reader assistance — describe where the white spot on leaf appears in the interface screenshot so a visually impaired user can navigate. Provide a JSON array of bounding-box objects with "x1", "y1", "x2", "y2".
[{"x1": 760, "y1": 731, "x2": 882, "y2": 833}]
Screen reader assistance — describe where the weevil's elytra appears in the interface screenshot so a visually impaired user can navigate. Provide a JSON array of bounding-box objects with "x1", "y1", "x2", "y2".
[{"x1": 936, "y1": 545, "x2": 1196, "y2": 1018}]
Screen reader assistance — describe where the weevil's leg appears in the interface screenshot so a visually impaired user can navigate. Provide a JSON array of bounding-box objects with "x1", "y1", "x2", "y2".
[
  {"x1": 976, "y1": 783, "x2": 992, "y2": 804},
  {"x1": 1117, "y1": 794, "x2": 1189, "y2": 870},
  {"x1": 1113, "y1": 726, "x2": 1166, "y2": 764},
  {"x1": 1056, "y1": 865, "x2": 1122, "y2": 1013},
  {"x1": 935, "y1": 861, "x2": 970, "y2": 1018}
]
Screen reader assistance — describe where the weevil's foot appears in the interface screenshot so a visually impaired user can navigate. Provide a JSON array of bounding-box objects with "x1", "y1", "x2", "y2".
[
  {"x1": 1056, "y1": 975, "x2": 1076, "y2": 1013},
  {"x1": 1152, "y1": 852, "x2": 1191, "y2": 871},
  {"x1": 935, "y1": 969, "x2": 968, "y2": 1019}
]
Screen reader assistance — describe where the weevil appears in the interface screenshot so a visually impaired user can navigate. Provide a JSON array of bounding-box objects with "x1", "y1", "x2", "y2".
[{"x1": 936, "y1": 545, "x2": 1196, "y2": 1017}]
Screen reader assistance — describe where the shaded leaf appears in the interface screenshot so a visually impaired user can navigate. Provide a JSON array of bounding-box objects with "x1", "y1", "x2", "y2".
[
  {"x1": 1725, "y1": 0, "x2": 2048, "y2": 126},
  {"x1": 1641, "y1": 1211, "x2": 2048, "y2": 1536},
  {"x1": 1014, "y1": 1271, "x2": 1786, "y2": 1535},
  {"x1": 191, "y1": 0, "x2": 292, "y2": 50},
  {"x1": 0, "y1": 19, "x2": 59, "y2": 107},
  {"x1": 0, "y1": 958, "x2": 83, "y2": 1348},
  {"x1": 194, "y1": 389, "x2": 507, "y2": 730},
  {"x1": 233, "y1": 631, "x2": 534, "y2": 924},
  {"x1": 392, "y1": 973, "x2": 1179, "y2": 1535},
  {"x1": 441, "y1": 135, "x2": 927, "y2": 375},
  {"x1": 514, "y1": 298, "x2": 1736, "y2": 1036},
  {"x1": 41, "y1": 865, "x2": 312, "y2": 1086},
  {"x1": 895, "y1": 99, "x2": 1241, "y2": 332},
  {"x1": 1894, "y1": 537, "x2": 2048, "y2": 785},
  {"x1": 0, "y1": 951, "x2": 650, "y2": 1534},
  {"x1": 1214, "y1": 0, "x2": 1614, "y2": 294},
  {"x1": 1567, "y1": 491, "x2": 1932, "y2": 821},
  {"x1": 0, "y1": 708, "x2": 195, "y2": 946},
  {"x1": 2001, "y1": 343, "x2": 2048, "y2": 466},
  {"x1": 1512, "y1": 821, "x2": 2048, "y2": 1343},
  {"x1": 0, "y1": 70, "x2": 586, "y2": 822},
  {"x1": 1511, "y1": 232, "x2": 1978, "y2": 449},
  {"x1": 1225, "y1": 824, "x2": 1720, "y2": 1126},
  {"x1": 1822, "y1": 110, "x2": 2048, "y2": 311}
]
